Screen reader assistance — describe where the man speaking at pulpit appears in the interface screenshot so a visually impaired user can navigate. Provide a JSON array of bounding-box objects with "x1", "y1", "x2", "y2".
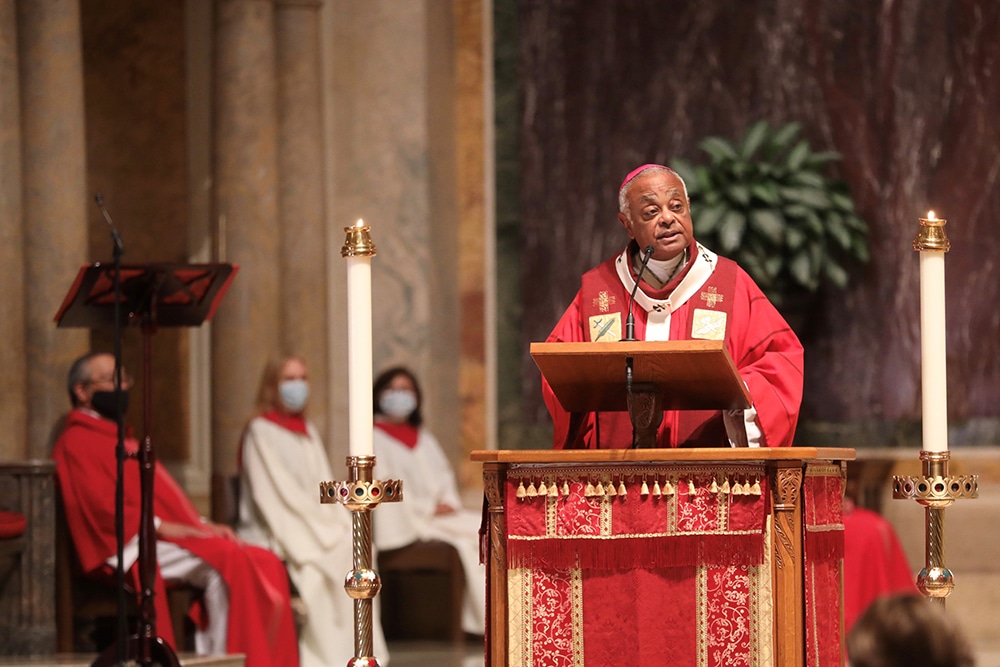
[{"x1": 543, "y1": 164, "x2": 804, "y2": 449}]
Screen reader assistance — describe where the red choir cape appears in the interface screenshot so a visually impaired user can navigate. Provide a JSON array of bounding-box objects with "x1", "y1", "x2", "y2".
[
  {"x1": 543, "y1": 241, "x2": 803, "y2": 449},
  {"x1": 842, "y1": 501, "x2": 917, "y2": 631},
  {"x1": 52, "y1": 409, "x2": 298, "y2": 667}
]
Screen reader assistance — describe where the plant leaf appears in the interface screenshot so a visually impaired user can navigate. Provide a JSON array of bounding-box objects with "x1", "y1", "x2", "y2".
[
  {"x1": 695, "y1": 204, "x2": 728, "y2": 234},
  {"x1": 781, "y1": 186, "x2": 831, "y2": 209},
  {"x1": 700, "y1": 136, "x2": 738, "y2": 163},
  {"x1": 790, "y1": 251, "x2": 813, "y2": 288},
  {"x1": 670, "y1": 159, "x2": 699, "y2": 194},
  {"x1": 826, "y1": 212, "x2": 853, "y2": 250},
  {"x1": 770, "y1": 122, "x2": 801, "y2": 151},
  {"x1": 727, "y1": 183, "x2": 751, "y2": 206},
  {"x1": 740, "y1": 121, "x2": 770, "y2": 160},
  {"x1": 750, "y1": 182, "x2": 780, "y2": 205},
  {"x1": 824, "y1": 259, "x2": 849, "y2": 288},
  {"x1": 786, "y1": 140, "x2": 811, "y2": 171},
  {"x1": 749, "y1": 209, "x2": 786, "y2": 244},
  {"x1": 804, "y1": 150, "x2": 842, "y2": 167},
  {"x1": 786, "y1": 226, "x2": 806, "y2": 249},
  {"x1": 719, "y1": 210, "x2": 746, "y2": 251}
]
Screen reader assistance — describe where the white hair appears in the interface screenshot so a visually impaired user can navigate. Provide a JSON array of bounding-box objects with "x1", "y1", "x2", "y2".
[{"x1": 618, "y1": 165, "x2": 689, "y2": 220}]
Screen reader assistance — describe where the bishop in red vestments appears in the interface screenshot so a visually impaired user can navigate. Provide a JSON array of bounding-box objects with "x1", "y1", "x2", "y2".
[
  {"x1": 52, "y1": 352, "x2": 299, "y2": 667},
  {"x1": 544, "y1": 164, "x2": 804, "y2": 449}
]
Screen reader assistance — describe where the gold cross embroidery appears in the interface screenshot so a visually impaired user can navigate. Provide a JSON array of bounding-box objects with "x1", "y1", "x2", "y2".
[
  {"x1": 592, "y1": 291, "x2": 616, "y2": 313},
  {"x1": 700, "y1": 286, "x2": 724, "y2": 308}
]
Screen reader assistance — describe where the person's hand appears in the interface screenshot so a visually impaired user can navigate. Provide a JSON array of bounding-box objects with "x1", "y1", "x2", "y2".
[
  {"x1": 157, "y1": 520, "x2": 211, "y2": 540},
  {"x1": 202, "y1": 521, "x2": 239, "y2": 541},
  {"x1": 434, "y1": 503, "x2": 456, "y2": 516}
]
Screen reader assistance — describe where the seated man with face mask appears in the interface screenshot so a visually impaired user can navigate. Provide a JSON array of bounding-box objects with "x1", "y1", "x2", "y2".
[
  {"x1": 370, "y1": 366, "x2": 486, "y2": 636},
  {"x1": 52, "y1": 352, "x2": 299, "y2": 667}
]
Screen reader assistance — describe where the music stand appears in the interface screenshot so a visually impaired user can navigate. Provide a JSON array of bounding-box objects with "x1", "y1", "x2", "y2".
[
  {"x1": 56, "y1": 262, "x2": 237, "y2": 667},
  {"x1": 531, "y1": 340, "x2": 751, "y2": 447}
]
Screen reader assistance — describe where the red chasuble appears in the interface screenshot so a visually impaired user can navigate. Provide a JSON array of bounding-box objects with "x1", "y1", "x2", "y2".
[
  {"x1": 52, "y1": 409, "x2": 299, "y2": 667},
  {"x1": 543, "y1": 241, "x2": 803, "y2": 449}
]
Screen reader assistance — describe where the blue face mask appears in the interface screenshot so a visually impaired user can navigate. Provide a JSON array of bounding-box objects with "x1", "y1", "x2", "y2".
[
  {"x1": 379, "y1": 389, "x2": 417, "y2": 421},
  {"x1": 279, "y1": 379, "x2": 310, "y2": 413}
]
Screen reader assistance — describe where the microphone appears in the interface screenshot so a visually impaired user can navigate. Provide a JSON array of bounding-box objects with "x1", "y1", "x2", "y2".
[
  {"x1": 95, "y1": 193, "x2": 124, "y2": 254},
  {"x1": 622, "y1": 244, "x2": 654, "y2": 342}
]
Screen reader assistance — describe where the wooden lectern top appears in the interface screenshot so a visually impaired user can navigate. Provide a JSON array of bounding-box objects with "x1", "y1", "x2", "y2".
[{"x1": 530, "y1": 339, "x2": 752, "y2": 413}]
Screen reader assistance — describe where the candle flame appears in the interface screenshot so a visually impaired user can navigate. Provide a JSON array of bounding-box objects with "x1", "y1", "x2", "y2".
[
  {"x1": 355, "y1": 218, "x2": 365, "y2": 227},
  {"x1": 927, "y1": 210, "x2": 937, "y2": 221}
]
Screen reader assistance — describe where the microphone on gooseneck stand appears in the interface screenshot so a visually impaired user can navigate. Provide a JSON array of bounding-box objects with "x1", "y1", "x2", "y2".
[{"x1": 622, "y1": 245, "x2": 654, "y2": 342}]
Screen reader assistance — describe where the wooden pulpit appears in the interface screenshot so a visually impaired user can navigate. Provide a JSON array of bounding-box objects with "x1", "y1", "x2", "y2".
[
  {"x1": 476, "y1": 340, "x2": 850, "y2": 666},
  {"x1": 472, "y1": 448, "x2": 853, "y2": 667}
]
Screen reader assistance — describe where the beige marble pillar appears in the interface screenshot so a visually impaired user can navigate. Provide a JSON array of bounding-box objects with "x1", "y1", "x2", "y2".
[
  {"x1": 18, "y1": 0, "x2": 89, "y2": 458},
  {"x1": 274, "y1": 0, "x2": 329, "y2": 439},
  {"x1": 0, "y1": 0, "x2": 27, "y2": 461},
  {"x1": 454, "y1": 0, "x2": 494, "y2": 488},
  {"x1": 211, "y1": 0, "x2": 281, "y2": 478}
]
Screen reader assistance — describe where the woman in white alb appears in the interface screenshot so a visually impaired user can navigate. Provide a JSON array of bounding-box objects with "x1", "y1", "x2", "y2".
[
  {"x1": 371, "y1": 366, "x2": 486, "y2": 636},
  {"x1": 238, "y1": 355, "x2": 389, "y2": 666}
]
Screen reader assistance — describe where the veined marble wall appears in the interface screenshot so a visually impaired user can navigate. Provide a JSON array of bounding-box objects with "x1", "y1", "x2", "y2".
[{"x1": 509, "y1": 0, "x2": 1000, "y2": 448}]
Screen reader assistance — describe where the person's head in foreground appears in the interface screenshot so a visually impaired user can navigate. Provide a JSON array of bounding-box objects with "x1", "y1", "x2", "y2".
[{"x1": 847, "y1": 593, "x2": 975, "y2": 667}]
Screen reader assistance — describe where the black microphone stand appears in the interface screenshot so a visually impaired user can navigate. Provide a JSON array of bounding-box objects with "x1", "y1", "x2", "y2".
[
  {"x1": 96, "y1": 194, "x2": 127, "y2": 667},
  {"x1": 620, "y1": 245, "x2": 663, "y2": 448}
]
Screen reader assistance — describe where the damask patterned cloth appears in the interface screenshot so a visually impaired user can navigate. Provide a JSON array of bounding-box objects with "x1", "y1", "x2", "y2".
[
  {"x1": 504, "y1": 464, "x2": 775, "y2": 667},
  {"x1": 803, "y1": 467, "x2": 846, "y2": 667}
]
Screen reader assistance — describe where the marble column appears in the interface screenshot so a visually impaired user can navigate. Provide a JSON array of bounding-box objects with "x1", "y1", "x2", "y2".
[
  {"x1": 274, "y1": 0, "x2": 329, "y2": 439},
  {"x1": 211, "y1": 0, "x2": 281, "y2": 479},
  {"x1": 454, "y1": 0, "x2": 494, "y2": 487},
  {"x1": 0, "y1": 0, "x2": 27, "y2": 461},
  {"x1": 17, "y1": 0, "x2": 89, "y2": 459}
]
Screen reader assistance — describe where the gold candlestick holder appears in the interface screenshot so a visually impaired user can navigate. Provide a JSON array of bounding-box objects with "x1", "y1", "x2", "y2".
[
  {"x1": 892, "y1": 451, "x2": 977, "y2": 603},
  {"x1": 321, "y1": 456, "x2": 402, "y2": 666}
]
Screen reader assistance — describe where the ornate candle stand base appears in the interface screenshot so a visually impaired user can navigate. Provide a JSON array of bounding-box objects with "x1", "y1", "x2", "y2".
[
  {"x1": 892, "y1": 451, "x2": 978, "y2": 604},
  {"x1": 321, "y1": 455, "x2": 402, "y2": 667}
]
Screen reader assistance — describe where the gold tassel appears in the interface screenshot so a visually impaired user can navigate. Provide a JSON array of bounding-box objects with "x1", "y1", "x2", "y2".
[
  {"x1": 516, "y1": 481, "x2": 526, "y2": 499},
  {"x1": 709, "y1": 478, "x2": 719, "y2": 494},
  {"x1": 733, "y1": 480, "x2": 744, "y2": 496},
  {"x1": 548, "y1": 481, "x2": 559, "y2": 498},
  {"x1": 688, "y1": 480, "x2": 697, "y2": 496},
  {"x1": 618, "y1": 481, "x2": 628, "y2": 497},
  {"x1": 595, "y1": 481, "x2": 605, "y2": 497},
  {"x1": 537, "y1": 480, "x2": 548, "y2": 496},
  {"x1": 742, "y1": 481, "x2": 752, "y2": 495},
  {"x1": 721, "y1": 479, "x2": 731, "y2": 494},
  {"x1": 562, "y1": 480, "x2": 571, "y2": 497},
  {"x1": 663, "y1": 480, "x2": 675, "y2": 496},
  {"x1": 526, "y1": 481, "x2": 537, "y2": 497},
  {"x1": 640, "y1": 479, "x2": 650, "y2": 496},
  {"x1": 750, "y1": 479, "x2": 761, "y2": 495},
  {"x1": 606, "y1": 481, "x2": 616, "y2": 497},
  {"x1": 652, "y1": 479, "x2": 662, "y2": 496},
  {"x1": 584, "y1": 481, "x2": 595, "y2": 497}
]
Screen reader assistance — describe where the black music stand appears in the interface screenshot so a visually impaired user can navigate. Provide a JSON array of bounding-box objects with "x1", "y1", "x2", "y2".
[{"x1": 56, "y1": 262, "x2": 237, "y2": 667}]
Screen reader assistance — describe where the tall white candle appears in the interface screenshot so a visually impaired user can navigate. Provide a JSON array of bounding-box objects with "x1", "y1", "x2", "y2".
[
  {"x1": 917, "y1": 211, "x2": 949, "y2": 453},
  {"x1": 344, "y1": 218, "x2": 375, "y2": 457}
]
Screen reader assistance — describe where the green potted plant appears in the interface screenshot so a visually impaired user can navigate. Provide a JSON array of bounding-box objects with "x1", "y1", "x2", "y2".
[{"x1": 671, "y1": 121, "x2": 870, "y2": 309}]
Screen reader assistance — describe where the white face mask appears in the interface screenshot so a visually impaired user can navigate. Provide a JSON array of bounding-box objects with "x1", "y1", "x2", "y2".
[
  {"x1": 279, "y1": 379, "x2": 310, "y2": 413},
  {"x1": 379, "y1": 389, "x2": 417, "y2": 420}
]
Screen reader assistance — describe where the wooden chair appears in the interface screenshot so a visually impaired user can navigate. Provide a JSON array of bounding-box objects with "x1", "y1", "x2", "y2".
[
  {"x1": 377, "y1": 540, "x2": 465, "y2": 644},
  {"x1": 55, "y1": 488, "x2": 195, "y2": 654}
]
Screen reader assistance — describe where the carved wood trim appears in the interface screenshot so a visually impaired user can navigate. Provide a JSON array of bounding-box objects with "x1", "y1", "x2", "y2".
[{"x1": 482, "y1": 463, "x2": 508, "y2": 666}]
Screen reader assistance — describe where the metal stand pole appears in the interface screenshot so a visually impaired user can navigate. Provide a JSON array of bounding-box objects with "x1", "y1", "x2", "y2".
[
  {"x1": 893, "y1": 451, "x2": 977, "y2": 606},
  {"x1": 321, "y1": 455, "x2": 401, "y2": 667}
]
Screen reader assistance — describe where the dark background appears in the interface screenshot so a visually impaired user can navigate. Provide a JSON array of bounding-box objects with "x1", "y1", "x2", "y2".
[{"x1": 496, "y1": 0, "x2": 1000, "y2": 448}]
